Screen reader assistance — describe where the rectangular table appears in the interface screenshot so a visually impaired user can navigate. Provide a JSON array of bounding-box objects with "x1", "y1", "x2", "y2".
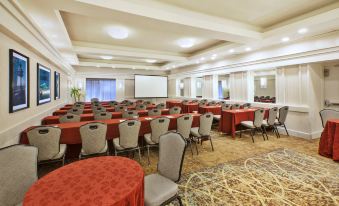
[
  {"x1": 319, "y1": 119, "x2": 339, "y2": 161},
  {"x1": 182, "y1": 103, "x2": 199, "y2": 113},
  {"x1": 21, "y1": 113, "x2": 200, "y2": 145},
  {"x1": 199, "y1": 105, "x2": 222, "y2": 115},
  {"x1": 166, "y1": 100, "x2": 183, "y2": 109},
  {"x1": 219, "y1": 108, "x2": 269, "y2": 138},
  {"x1": 42, "y1": 109, "x2": 170, "y2": 125}
]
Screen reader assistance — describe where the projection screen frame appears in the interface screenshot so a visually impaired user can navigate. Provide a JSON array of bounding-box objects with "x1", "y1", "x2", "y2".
[{"x1": 134, "y1": 74, "x2": 168, "y2": 98}]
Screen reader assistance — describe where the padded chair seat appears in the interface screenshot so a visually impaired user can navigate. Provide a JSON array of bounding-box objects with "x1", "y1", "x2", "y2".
[
  {"x1": 80, "y1": 142, "x2": 107, "y2": 156},
  {"x1": 113, "y1": 138, "x2": 138, "y2": 150},
  {"x1": 45, "y1": 144, "x2": 67, "y2": 161},
  {"x1": 274, "y1": 119, "x2": 282, "y2": 125},
  {"x1": 144, "y1": 133, "x2": 157, "y2": 145},
  {"x1": 190, "y1": 127, "x2": 201, "y2": 137},
  {"x1": 213, "y1": 115, "x2": 221, "y2": 120},
  {"x1": 144, "y1": 174, "x2": 178, "y2": 206},
  {"x1": 240, "y1": 121, "x2": 255, "y2": 128}
]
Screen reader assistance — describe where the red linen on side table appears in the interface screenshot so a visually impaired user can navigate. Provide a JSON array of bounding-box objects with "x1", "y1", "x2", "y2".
[
  {"x1": 166, "y1": 100, "x2": 183, "y2": 109},
  {"x1": 319, "y1": 119, "x2": 339, "y2": 161},
  {"x1": 198, "y1": 105, "x2": 222, "y2": 115},
  {"x1": 23, "y1": 156, "x2": 144, "y2": 206},
  {"x1": 182, "y1": 103, "x2": 199, "y2": 113}
]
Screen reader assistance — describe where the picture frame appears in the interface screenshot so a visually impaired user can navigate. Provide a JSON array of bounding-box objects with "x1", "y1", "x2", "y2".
[
  {"x1": 9, "y1": 49, "x2": 30, "y2": 113},
  {"x1": 54, "y1": 71, "x2": 60, "y2": 100},
  {"x1": 37, "y1": 63, "x2": 51, "y2": 105}
]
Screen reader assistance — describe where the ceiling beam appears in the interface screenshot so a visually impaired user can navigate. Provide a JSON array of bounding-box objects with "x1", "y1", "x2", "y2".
[{"x1": 76, "y1": 0, "x2": 262, "y2": 43}]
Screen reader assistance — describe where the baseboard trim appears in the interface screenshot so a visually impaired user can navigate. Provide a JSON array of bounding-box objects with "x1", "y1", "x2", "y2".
[
  {"x1": 277, "y1": 127, "x2": 321, "y2": 139},
  {"x1": 0, "y1": 102, "x2": 66, "y2": 148}
]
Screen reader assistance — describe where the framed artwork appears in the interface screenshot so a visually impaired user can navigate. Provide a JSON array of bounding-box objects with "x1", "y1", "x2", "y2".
[
  {"x1": 37, "y1": 63, "x2": 51, "y2": 105},
  {"x1": 54, "y1": 71, "x2": 60, "y2": 100},
  {"x1": 9, "y1": 49, "x2": 30, "y2": 113}
]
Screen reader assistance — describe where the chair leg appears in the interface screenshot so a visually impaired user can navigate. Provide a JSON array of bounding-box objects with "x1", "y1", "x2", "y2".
[
  {"x1": 147, "y1": 145, "x2": 151, "y2": 165},
  {"x1": 62, "y1": 155, "x2": 65, "y2": 166},
  {"x1": 275, "y1": 125, "x2": 281, "y2": 138},
  {"x1": 177, "y1": 195, "x2": 183, "y2": 206},
  {"x1": 250, "y1": 129, "x2": 255, "y2": 143},
  {"x1": 263, "y1": 126, "x2": 269, "y2": 140},
  {"x1": 193, "y1": 137, "x2": 199, "y2": 155},
  {"x1": 240, "y1": 130, "x2": 242, "y2": 138},
  {"x1": 283, "y1": 124, "x2": 289, "y2": 136},
  {"x1": 209, "y1": 136, "x2": 214, "y2": 151},
  {"x1": 260, "y1": 128, "x2": 266, "y2": 141},
  {"x1": 188, "y1": 139, "x2": 194, "y2": 156},
  {"x1": 138, "y1": 147, "x2": 142, "y2": 163}
]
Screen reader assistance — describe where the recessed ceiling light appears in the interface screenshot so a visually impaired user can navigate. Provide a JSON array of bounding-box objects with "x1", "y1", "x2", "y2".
[
  {"x1": 211, "y1": 54, "x2": 217, "y2": 60},
  {"x1": 177, "y1": 38, "x2": 195, "y2": 48},
  {"x1": 298, "y1": 28, "x2": 308, "y2": 34},
  {"x1": 245, "y1": 47, "x2": 252, "y2": 51},
  {"x1": 196, "y1": 60, "x2": 200, "y2": 64},
  {"x1": 229, "y1": 49, "x2": 234, "y2": 53},
  {"x1": 200, "y1": 57, "x2": 205, "y2": 61},
  {"x1": 101, "y1": 56, "x2": 113, "y2": 60},
  {"x1": 107, "y1": 26, "x2": 129, "y2": 39},
  {"x1": 281, "y1": 37, "x2": 290, "y2": 42},
  {"x1": 145, "y1": 59, "x2": 157, "y2": 63},
  {"x1": 111, "y1": 65, "x2": 115, "y2": 68},
  {"x1": 96, "y1": 64, "x2": 100, "y2": 68},
  {"x1": 132, "y1": 67, "x2": 136, "y2": 70},
  {"x1": 51, "y1": 34, "x2": 58, "y2": 38},
  {"x1": 172, "y1": 65, "x2": 176, "y2": 68}
]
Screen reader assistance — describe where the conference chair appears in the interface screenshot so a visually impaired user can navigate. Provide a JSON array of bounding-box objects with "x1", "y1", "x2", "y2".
[
  {"x1": 67, "y1": 108, "x2": 83, "y2": 115},
  {"x1": 319, "y1": 109, "x2": 339, "y2": 128},
  {"x1": 275, "y1": 106, "x2": 289, "y2": 136},
  {"x1": 219, "y1": 101, "x2": 226, "y2": 106},
  {"x1": 126, "y1": 101, "x2": 136, "y2": 107},
  {"x1": 79, "y1": 122, "x2": 108, "y2": 159},
  {"x1": 136, "y1": 104, "x2": 146, "y2": 110},
  {"x1": 190, "y1": 113, "x2": 214, "y2": 154},
  {"x1": 74, "y1": 101, "x2": 85, "y2": 105},
  {"x1": 115, "y1": 105, "x2": 127, "y2": 112},
  {"x1": 240, "y1": 109, "x2": 266, "y2": 143},
  {"x1": 169, "y1": 106, "x2": 181, "y2": 114},
  {"x1": 213, "y1": 104, "x2": 232, "y2": 121},
  {"x1": 93, "y1": 106, "x2": 107, "y2": 114},
  {"x1": 109, "y1": 101, "x2": 119, "y2": 107},
  {"x1": 144, "y1": 117, "x2": 170, "y2": 165},
  {"x1": 156, "y1": 103, "x2": 166, "y2": 109},
  {"x1": 144, "y1": 132, "x2": 186, "y2": 206},
  {"x1": 59, "y1": 114, "x2": 81, "y2": 123},
  {"x1": 92, "y1": 101, "x2": 101, "y2": 107},
  {"x1": 175, "y1": 114, "x2": 194, "y2": 155},
  {"x1": 262, "y1": 107, "x2": 280, "y2": 138},
  {"x1": 0, "y1": 145, "x2": 38, "y2": 206},
  {"x1": 208, "y1": 101, "x2": 217, "y2": 106},
  {"x1": 192, "y1": 99, "x2": 199, "y2": 103},
  {"x1": 199, "y1": 99, "x2": 208, "y2": 104},
  {"x1": 144, "y1": 100, "x2": 152, "y2": 105},
  {"x1": 122, "y1": 110, "x2": 139, "y2": 119},
  {"x1": 182, "y1": 100, "x2": 189, "y2": 104},
  {"x1": 198, "y1": 102, "x2": 207, "y2": 107},
  {"x1": 148, "y1": 109, "x2": 162, "y2": 116},
  {"x1": 94, "y1": 112, "x2": 112, "y2": 120},
  {"x1": 231, "y1": 104, "x2": 241, "y2": 110},
  {"x1": 27, "y1": 126, "x2": 66, "y2": 165},
  {"x1": 91, "y1": 98, "x2": 99, "y2": 102},
  {"x1": 242, "y1": 103, "x2": 251, "y2": 109},
  {"x1": 72, "y1": 104, "x2": 84, "y2": 110},
  {"x1": 113, "y1": 120, "x2": 142, "y2": 162}
]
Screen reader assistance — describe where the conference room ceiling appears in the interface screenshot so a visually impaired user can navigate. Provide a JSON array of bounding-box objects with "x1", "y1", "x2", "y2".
[{"x1": 15, "y1": 0, "x2": 339, "y2": 71}]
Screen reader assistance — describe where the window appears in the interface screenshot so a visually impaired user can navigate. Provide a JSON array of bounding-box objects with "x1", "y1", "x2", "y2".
[
  {"x1": 218, "y1": 75, "x2": 230, "y2": 100},
  {"x1": 179, "y1": 79, "x2": 184, "y2": 96},
  {"x1": 196, "y1": 77, "x2": 203, "y2": 98},
  {"x1": 86, "y1": 78, "x2": 116, "y2": 101},
  {"x1": 254, "y1": 72, "x2": 276, "y2": 103}
]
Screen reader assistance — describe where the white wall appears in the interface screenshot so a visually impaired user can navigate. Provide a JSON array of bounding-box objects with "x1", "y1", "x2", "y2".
[{"x1": 324, "y1": 64, "x2": 339, "y2": 110}]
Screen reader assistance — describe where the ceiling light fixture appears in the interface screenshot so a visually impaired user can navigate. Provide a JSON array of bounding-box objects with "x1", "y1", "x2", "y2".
[
  {"x1": 145, "y1": 59, "x2": 157, "y2": 63},
  {"x1": 200, "y1": 57, "x2": 205, "y2": 61},
  {"x1": 211, "y1": 54, "x2": 217, "y2": 60},
  {"x1": 229, "y1": 49, "x2": 234, "y2": 53},
  {"x1": 281, "y1": 37, "x2": 290, "y2": 42},
  {"x1": 245, "y1": 47, "x2": 252, "y2": 51},
  {"x1": 177, "y1": 38, "x2": 195, "y2": 48},
  {"x1": 298, "y1": 28, "x2": 308, "y2": 34},
  {"x1": 101, "y1": 56, "x2": 113, "y2": 60},
  {"x1": 107, "y1": 26, "x2": 129, "y2": 39},
  {"x1": 96, "y1": 64, "x2": 100, "y2": 68}
]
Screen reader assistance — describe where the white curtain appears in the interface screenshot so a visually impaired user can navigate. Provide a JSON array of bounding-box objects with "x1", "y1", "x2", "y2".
[{"x1": 86, "y1": 79, "x2": 116, "y2": 101}]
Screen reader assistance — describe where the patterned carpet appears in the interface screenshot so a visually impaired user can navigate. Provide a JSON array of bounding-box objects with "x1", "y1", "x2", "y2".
[{"x1": 174, "y1": 149, "x2": 339, "y2": 206}]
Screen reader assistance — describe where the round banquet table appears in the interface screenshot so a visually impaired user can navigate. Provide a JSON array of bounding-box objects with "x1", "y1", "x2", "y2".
[{"x1": 23, "y1": 157, "x2": 144, "y2": 206}]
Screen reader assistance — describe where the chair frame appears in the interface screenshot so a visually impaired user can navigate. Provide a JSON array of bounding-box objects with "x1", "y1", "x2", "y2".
[
  {"x1": 190, "y1": 113, "x2": 214, "y2": 155},
  {"x1": 262, "y1": 107, "x2": 280, "y2": 139},
  {"x1": 275, "y1": 106, "x2": 289, "y2": 136},
  {"x1": 239, "y1": 109, "x2": 267, "y2": 143}
]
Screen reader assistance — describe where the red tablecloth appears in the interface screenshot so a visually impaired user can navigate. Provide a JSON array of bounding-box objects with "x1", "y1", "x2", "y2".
[
  {"x1": 166, "y1": 100, "x2": 183, "y2": 109},
  {"x1": 21, "y1": 113, "x2": 200, "y2": 145},
  {"x1": 42, "y1": 109, "x2": 170, "y2": 125},
  {"x1": 65, "y1": 101, "x2": 110, "y2": 107},
  {"x1": 319, "y1": 119, "x2": 339, "y2": 161},
  {"x1": 53, "y1": 105, "x2": 157, "y2": 116},
  {"x1": 61, "y1": 104, "x2": 112, "y2": 110},
  {"x1": 182, "y1": 103, "x2": 199, "y2": 113},
  {"x1": 23, "y1": 156, "x2": 144, "y2": 206},
  {"x1": 198, "y1": 106, "x2": 222, "y2": 115},
  {"x1": 219, "y1": 108, "x2": 269, "y2": 138}
]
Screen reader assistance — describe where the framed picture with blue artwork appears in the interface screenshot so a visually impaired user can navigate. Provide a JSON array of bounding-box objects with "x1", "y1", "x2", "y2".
[
  {"x1": 54, "y1": 71, "x2": 60, "y2": 100},
  {"x1": 37, "y1": 63, "x2": 51, "y2": 105},
  {"x1": 9, "y1": 49, "x2": 30, "y2": 113}
]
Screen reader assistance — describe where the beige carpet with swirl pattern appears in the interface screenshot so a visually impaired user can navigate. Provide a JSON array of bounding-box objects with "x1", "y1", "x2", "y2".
[{"x1": 175, "y1": 149, "x2": 339, "y2": 206}]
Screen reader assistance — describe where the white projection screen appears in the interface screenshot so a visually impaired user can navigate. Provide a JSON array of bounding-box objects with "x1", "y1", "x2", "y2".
[{"x1": 134, "y1": 75, "x2": 168, "y2": 98}]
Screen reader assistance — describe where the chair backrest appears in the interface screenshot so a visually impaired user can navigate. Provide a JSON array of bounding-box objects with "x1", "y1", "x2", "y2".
[
  {"x1": 198, "y1": 113, "x2": 214, "y2": 136},
  {"x1": 192, "y1": 99, "x2": 199, "y2": 103},
  {"x1": 182, "y1": 100, "x2": 189, "y2": 104},
  {"x1": 169, "y1": 106, "x2": 181, "y2": 114},
  {"x1": 67, "y1": 108, "x2": 83, "y2": 115},
  {"x1": 94, "y1": 112, "x2": 112, "y2": 120},
  {"x1": 200, "y1": 99, "x2": 207, "y2": 103},
  {"x1": 0, "y1": 145, "x2": 38, "y2": 205},
  {"x1": 232, "y1": 104, "x2": 241, "y2": 110},
  {"x1": 72, "y1": 104, "x2": 84, "y2": 110},
  {"x1": 208, "y1": 101, "x2": 217, "y2": 106},
  {"x1": 93, "y1": 106, "x2": 107, "y2": 114},
  {"x1": 27, "y1": 126, "x2": 61, "y2": 161},
  {"x1": 222, "y1": 104, "x2": 232, "y2": 111},
  {"x1": 92, "y1": 102, "x2": 101, "y2": 107},
  {"x1": 136, "y1": 104, "x2": 146, "y2": 110},
  {"x1": 80, "y1": 122, "x2": 107, "y2": 155},
  {"x1": 158, "y1": 132, "x2": 186, "y2": 182},
  {"x1": 278, "y1": 106, "x2": 289, "y2": 124},
  {"x1": 319, "y1": 109, "x2": 339, "y2": 128},
  {"x1": 267, "y1": 107, "x2": 278, "y2": 125},
  {"x1": 122, "y1": 110, "x2": 139, "y2": 118},
  {"x1": 148, "y1": 109, "x2": 162, "y2": 116},
  {"x1": 59, "y1": 114, "x2": 81, "y2": 123},
  {"x1": 74, "y1": 101, "x2": 85, "y2": 105},
  {"x1": 115, "y1": 105, "x2": 127, "y2": 112},
  {"x1": 219, "y1": 101, "x2": 226, "y2": 106},
  {"x1": 118, "y1": 120, "x2": 141, "y2": 148},
  {"x1": 177, "y1": 114, "x2": 193, "y2": 139},
  {"x1": 156, "y1": 103, "x2": 166, "y2": 109},
  {"x1": 242, "y1": 103, "x2": 251, "y2": 109},
  {"x1": 144, "y1": 100, "x2": 152, "y2": 105},
  {"x1": 91, "y1": 98, "x2": 99, "y2": 102},
  {"x1": 253, "y1": 109, "x2": 265, "y2": 127},
  {"x1": 126, "y1": 101, "x2": 135, "y2": 106},
  {"x1": 199, "y1": 102, "x2": 206, "y2": 107},
  {"x1": 150, "y1": 117, "x2": 170, "y2": 143}
]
